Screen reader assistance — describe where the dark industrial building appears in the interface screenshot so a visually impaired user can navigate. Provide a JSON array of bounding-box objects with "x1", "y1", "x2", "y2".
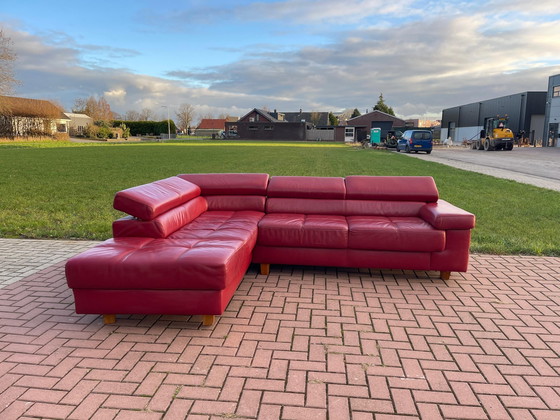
[
  {"x1": 544, "y1": 74, "x2": 560, "y2": 147},
  {"x1": 441, "y1": 92, "x2": 547, "y2": 145}
]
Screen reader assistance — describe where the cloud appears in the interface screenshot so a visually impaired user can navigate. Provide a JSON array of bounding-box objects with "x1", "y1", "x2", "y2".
[
  {"x1": 164, "y1": 9, "x2": 560, "y2": 117},
  {"x1": 4, "y1": 4, "x2": 560, "y2": 121}
]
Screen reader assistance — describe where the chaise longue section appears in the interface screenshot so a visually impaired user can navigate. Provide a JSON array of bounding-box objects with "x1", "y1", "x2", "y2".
[{"x1": 65, "y1": 173, "x2": 270, "y2": 326}]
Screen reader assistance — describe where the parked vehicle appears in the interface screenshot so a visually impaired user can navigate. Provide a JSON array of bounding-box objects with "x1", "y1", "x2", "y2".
[
  {"x1": 396, "y1": 130, "x2": 433, "y2": 154},
  {"x1": 471, "y1": 116, "x2": 514, "y2": 151}
]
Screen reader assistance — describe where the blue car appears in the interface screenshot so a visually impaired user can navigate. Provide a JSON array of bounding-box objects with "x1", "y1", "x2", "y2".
[{"x1": 396, "y1": 130, "x2": 433, "y2": 154}]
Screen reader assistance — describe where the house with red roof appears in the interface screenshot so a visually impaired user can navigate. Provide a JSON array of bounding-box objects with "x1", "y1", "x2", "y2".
[{"x1": 194, "y1": 118, "x2": 227, "y2": 136}]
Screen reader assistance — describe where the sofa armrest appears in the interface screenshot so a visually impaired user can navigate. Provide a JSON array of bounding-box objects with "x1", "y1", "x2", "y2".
[{"x1": 419, "y1": 200, "x2": 475, "y2": 230}]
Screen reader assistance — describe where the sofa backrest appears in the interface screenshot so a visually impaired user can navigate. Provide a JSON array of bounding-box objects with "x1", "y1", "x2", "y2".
[
  {"x1": 266, "y1": 175, "x2": 438, "y2": 216},
  {"x1": 178, "y1": 173, "x2": 269, "y2": 212},
  {"x1": 345, "y1": 176, "x2": 439, "y2": 202},
  {"x1": 113, "y1": 197, "x2": 208, "y2": 238}
]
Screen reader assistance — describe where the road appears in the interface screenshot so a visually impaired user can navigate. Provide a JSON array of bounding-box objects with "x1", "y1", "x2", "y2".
[{"x1": 403, "y1": 146, "x2": 560, "y2": 192}]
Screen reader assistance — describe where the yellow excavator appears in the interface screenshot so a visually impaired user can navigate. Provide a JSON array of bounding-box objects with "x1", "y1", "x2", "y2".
[{"x1": 472, "y1": 116, "x2": 514, "y2": 151}]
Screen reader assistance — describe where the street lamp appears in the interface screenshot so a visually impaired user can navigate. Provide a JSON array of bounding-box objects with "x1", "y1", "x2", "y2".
[{"x1": 161, "y1": 105, "x2": 171, "y2": 140}]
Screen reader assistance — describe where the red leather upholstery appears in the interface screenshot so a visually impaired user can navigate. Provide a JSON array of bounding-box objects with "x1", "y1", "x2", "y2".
[
  {"x1": 114, "y1": 177, "x2": 200, "y2": 220},
  {"x1": 66, "y1": 173, "x2": 475, "y2": 322},
  {"x1": 347, "y1": 216, "x2": 445, "y2": 252},
  {"x1": 178, "y1": 173, "x2": 269, "y2": 195},
  {"x1": 67, "y1": 211, "x2": 263, "y2": 292},
  {"x1": 267, "y1": 176, "x2": 346, "y2": 199},
  {"x1": 205, "y1": 195, "x2": 266, "y2": 212},
  {"x1": 419, "y1": 200, "x2": 475, "y2": 230},
  {"x1": 113, "y1": 196, "x2": 208, "y2": 238},
  {"x1": 267, "y1": 198, "x2": 426, "y2": 217},
  {"x1": 258, "y1": 214, "x2": 348, "y2": 248},
  {"x1": 267, "y1": 198, "x2": 346, "y2": 215},
  {"x1": 345, "y1": 176, "x2": 439, "y2": 202}
]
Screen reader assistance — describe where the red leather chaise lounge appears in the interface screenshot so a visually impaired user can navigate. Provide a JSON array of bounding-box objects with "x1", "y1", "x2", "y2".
[{"x1": 65, "y1": 173, "x2": 475, "y2": 325}]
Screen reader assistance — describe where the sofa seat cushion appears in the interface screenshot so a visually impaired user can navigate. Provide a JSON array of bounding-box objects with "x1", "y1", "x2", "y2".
[
  {"x1": 258, "y1": 214, "x2": 348, "y2": 249},
  {"x1": 347, "y1": 216, "x2": 445, "y2": 252},
  {"x1": 66, "y1": 211, "x2": 264, "y2": 291}
]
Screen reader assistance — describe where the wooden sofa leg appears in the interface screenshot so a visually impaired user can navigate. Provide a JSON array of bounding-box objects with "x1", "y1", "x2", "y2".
[
  {"x1": 260, "y1": 263, "x2": 270, "y2": 275},
  {"x1": 103, "y1": 314, "x2": 116, "y2": 324},
  {"x1": 440, "y1": 271, "x2": 451, "y2": 280},
  {"x1": 202, "y1": 315, "x2": 215, "y2": 326}
]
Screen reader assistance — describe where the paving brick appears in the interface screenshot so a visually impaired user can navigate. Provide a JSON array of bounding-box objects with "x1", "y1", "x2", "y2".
[
  {"x1": 282, "y1": 406, "x2": 327, "y2": 420},
  {"x1": 236, "y1": 389, "x2": 261, "y2": 417},
  {"x1": 2, "y1": 246, "x2": 560, "y2": 420},
  {"x1": 23, "y1": 402, "x2": 75, "y2": 418},
  {"x1": 67, "y1": 393, "x2": 108, "y2": 420}
]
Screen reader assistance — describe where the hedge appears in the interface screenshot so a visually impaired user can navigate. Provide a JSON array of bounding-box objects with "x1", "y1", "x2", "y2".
[{"x1": 113, "y1": 120, "x2": 177, "y2": 136}]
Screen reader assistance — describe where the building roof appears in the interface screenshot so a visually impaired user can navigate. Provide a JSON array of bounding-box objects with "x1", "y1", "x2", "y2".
[
  {"x1": 64, "y1": 112, "x2": 92, "y2": 120},
  {"x1": 0, "y1": 96, "x2": 68, "y2": 120},
  {"x1": 346, "y1": 110, "x2": 407, "y2": 126},
  {"x1": 197, "y1": 119, "x2": 227, "y2": 130},
  {"x1": 238, "y1": 109, "x2": 283, "y2": 123}
]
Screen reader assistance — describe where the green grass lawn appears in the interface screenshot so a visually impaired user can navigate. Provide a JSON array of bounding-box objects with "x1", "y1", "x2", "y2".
[{"x1": 1, "y1": 139, "x2": 559, "y2": 256}]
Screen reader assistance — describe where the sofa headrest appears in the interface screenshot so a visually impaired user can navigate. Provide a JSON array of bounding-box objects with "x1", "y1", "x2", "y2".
[
  {"x1": 178, "y1": 173, "x2": 269, "y2": 195},
  {"x1": 345, "y1": 176, "x2": 439, "y2": 202},
  {"x1": 113, "y1": 176, "x2": 201, "y2": 220},
  {"x1": 267, "y1": 176, "x2": 346, "y2": 199}
]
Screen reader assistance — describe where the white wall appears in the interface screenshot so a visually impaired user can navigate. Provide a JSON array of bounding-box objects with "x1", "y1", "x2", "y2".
[{"x1": 454, "y1": 126, "x2": 482, "y2": 143}]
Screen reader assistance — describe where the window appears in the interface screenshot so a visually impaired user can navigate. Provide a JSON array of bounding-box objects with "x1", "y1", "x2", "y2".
[
  {"x1": 554, "y1": 86, "x2": 560, "y2": 97},
  {"x1": 249, "y1": 117, "x2": 255, "y2": 122},
  {"x1": 264, "y1": 125, "x2": 273, "y2": 130},
  {"x1": 249, "y1": 125, "x2": 258, "y2": 130}
]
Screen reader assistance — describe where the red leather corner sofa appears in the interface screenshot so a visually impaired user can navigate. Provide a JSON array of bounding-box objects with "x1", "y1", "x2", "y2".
[{"x1": 65, "y1": 173, "x2": 475, "y2": 325}]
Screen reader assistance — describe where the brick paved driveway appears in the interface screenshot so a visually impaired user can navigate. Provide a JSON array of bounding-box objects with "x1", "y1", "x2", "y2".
[{"x1": 1, "y1": 250, "x2": 560, "y2": 419}]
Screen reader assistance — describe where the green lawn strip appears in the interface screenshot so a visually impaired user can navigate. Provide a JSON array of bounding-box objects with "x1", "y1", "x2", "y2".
[{"x1": 0, "y1": 141, "x2": 558, "y2": 256}]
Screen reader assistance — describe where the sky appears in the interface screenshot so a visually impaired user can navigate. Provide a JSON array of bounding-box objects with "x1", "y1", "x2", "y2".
[{"x1": 1, "y1": 0, "x2": 560, "y2": 122}]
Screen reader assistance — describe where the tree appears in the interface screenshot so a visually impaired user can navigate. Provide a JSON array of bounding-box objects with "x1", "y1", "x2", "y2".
[
  {"x1": 124, "y1": 110, "x2": 140, "y2": 121},
  {"x1": 0, "y1": 29, "x2": 19, "y2": 113},
  {"x1": 175, "y1": 103, "x2": 196, "y2": 133},
  {"x1": 310, "y1": 112, "x2": 321, "y2": 126},
  {"x1": 139, "y1": 108, "x2": 156, "y2": 121},
  {"x1": 73, "y1": 96, "x2": 114, "y2": 121},
  {"x1": 373, "y1": 93, "x2": 395, "y2": 116},
  {"x1": 351, "y1": 108, "x2": 361, "y2": 118},
  {"x1": 328, "y1": 112, "x2": 338, "y2": 126}
]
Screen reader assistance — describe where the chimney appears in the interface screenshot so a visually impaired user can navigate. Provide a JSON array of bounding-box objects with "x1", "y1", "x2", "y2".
[{"x1": 299, "y1": 108, "x2": 302, "y2": 113}]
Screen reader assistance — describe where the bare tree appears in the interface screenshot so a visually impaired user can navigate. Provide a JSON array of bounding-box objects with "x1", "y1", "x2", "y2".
[
  {"x1": 72, "y1": 97, "x2": 87, "y2": 113},
  {"x1": 310, "y1": 112, "x2": 321, "y2": 126},
  {"x1": 72, "y1": 96, "x2": 114, "y2": 121},
  {"x1": 124, "y1": 110, "x2": 140, "y2": 121},
  {"x1": 175, "y1": 103, "x2": 196, "y2": 133},
  {"x1": 139, "y1": 108, "x2": 156, "y2": 121},
  {"x1": 0, "y1": 29, "x2": 19, "y2": 114}
]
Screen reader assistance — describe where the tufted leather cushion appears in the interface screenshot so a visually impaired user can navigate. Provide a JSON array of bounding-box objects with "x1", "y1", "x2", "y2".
[
  {"x1": 67, "y1": 211, "x2": 264, "y2": 291},
  {"x1": 113, "y1": 176, "x2": 201, "y2": 220}
]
